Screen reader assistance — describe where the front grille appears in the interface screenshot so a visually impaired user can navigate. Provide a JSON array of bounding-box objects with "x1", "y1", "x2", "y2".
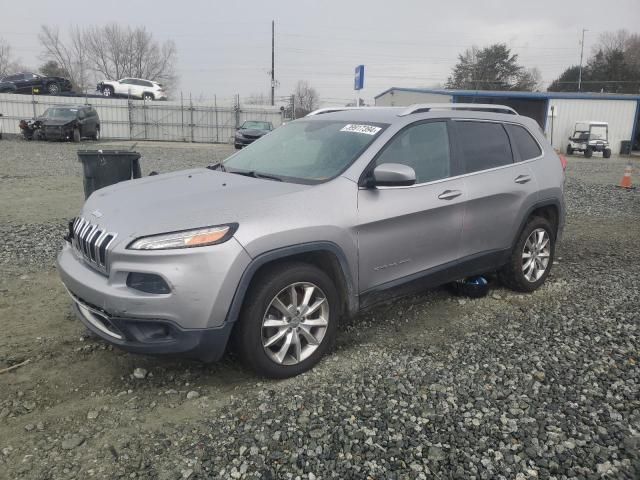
[{"x1": 71, "y1": 217, "x2": 117, "y2": 274}]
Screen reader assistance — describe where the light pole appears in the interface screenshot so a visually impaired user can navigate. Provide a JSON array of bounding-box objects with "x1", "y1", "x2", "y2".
[{"x1": 578, "y1": 28, "x2": 587, "y2": 91}]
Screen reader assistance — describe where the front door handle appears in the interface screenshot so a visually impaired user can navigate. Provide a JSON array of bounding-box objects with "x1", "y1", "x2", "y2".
[
  {"x1": 515, "y1": 174, "x2": 532, "y2": 184},
  {"x1": 438, "y1": 189, "x2": 462, "y2": 200}
]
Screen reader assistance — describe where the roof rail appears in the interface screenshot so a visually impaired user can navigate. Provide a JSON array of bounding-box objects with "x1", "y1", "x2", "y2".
[
  {"x1": 306, "y1": 107, "x2": 364, "y2": 116},
  {"x1": 398, "y1": 103, "x2": 518, "y2": 117}
]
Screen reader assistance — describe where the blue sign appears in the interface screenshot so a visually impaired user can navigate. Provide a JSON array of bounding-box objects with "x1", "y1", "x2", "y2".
[{"x1": 354, "y1": 65, "x2": 364, "y2": 90}]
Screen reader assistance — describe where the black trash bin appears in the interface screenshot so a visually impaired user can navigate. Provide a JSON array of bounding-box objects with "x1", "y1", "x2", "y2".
[
  {"x1": 620, "y1": 141, "x2": 631, "y2": 155},
  {"x1": 77, "y1": 150, "x2": 142, "y2": 199}
]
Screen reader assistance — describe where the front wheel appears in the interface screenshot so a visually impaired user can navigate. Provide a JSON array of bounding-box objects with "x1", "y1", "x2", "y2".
[
  {"x1": 102, "y1": 86, "x2": 114, "y2": 97},
  {"x1": 584, "y1": 147, "x2": 593, "y2": 158},
  {"x1": 603, "y1": 148, "x2": 611, "y2": 159},
  {"x1": 92, "y1": 128, "x2": 100, "y2": 141},
  {"x1": 566, "y1": 144, "x2": 573, "y2": 155},
  {"x1": 498, "y1": 217, "x2": 555, "y2": 293},
  {"x1": 235, "y1": 263, "x2": 339, "y2": 378},
  {"x1": 73, "y1": 128, "x2": 81, "y2": 143},
  {"x1": 143, "y1": 93, "x2": 154, "y2": 101}
]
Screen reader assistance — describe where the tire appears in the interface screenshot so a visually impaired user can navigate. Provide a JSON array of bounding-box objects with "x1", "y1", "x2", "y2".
[
  {"x1": 603, "y1": 148, "x2": 611, "y2": 159},
  {"x1": 498, "y1": 216, "x2": 555, "y2": 293},
  {"x1": 584, "y1": 147, "x2": 593, "y2": 158},
  {"x1": 92, "y1": 127, "x2": 100, "y2": 141},
  {"x1": 234, "y1": 144, "x2": 242, "y2": 150},
  {"x1": 235, "y1": 262, "x2": 339, "y2": 378},
  {"x1": 566, "y1": 144, "x2": 573, "y2": 155},
  {"x1": 47, "y1": 82, "x2": 60, "y2": 95},
  {"x1": 102, "y1": 86, "x2": 114, "y2": 97},
  {"x1": 143, "y1": 93, "x2": 154, "y2": 101},
  {"x1": 73, "y1": 128, "x2": 81, "y2": 143}
]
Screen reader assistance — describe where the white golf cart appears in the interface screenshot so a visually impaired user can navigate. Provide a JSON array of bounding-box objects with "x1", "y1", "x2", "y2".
[{"x1": 567, "y1": 121, "x2": 611, "y2": 158}]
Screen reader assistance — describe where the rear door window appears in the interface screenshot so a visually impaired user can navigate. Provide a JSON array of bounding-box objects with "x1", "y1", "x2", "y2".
[
  {"x1": 505, "y1": 124, "x2": 542, "y2": 160},
  {"x1": 456, "y1": 121, "x2": 513, "y2": 173}
]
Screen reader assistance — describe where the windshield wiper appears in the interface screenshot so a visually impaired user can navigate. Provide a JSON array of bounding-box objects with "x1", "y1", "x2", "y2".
[
  {"x1": 228, "y1": 169, "x2": 283, "y2": 182},
  {"x1": 206, "y1": 162, "x2": 227, "y2": 172}
]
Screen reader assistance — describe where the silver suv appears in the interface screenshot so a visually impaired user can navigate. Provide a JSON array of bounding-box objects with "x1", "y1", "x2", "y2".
[{"x1": 58, "y1": 104, "x2": 565, "y2": 378}]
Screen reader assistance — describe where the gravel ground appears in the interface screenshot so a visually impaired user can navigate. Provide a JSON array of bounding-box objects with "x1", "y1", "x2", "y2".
[{"x1": 0, "y1": 137, "x2": 639, "y2": 479}]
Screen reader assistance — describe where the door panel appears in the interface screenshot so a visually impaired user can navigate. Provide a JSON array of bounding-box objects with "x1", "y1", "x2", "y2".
[
  {"x1": 356, "y1": 120, "x2": 463, "y2": 293},
  {"x1": 452, "y1": 120, "x2": 539, "y2": 258},
  {"x1": 459, "y1": 165, "x2": 538, "y2": 257},
  {"x1": 357, "y1": 180, "x2": 465, "y2": 292}
]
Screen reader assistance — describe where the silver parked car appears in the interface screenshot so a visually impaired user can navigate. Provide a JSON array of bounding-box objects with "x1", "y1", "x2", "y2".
[{"x1": 57, "y1": 104, "x2": 565, "y2": 378}]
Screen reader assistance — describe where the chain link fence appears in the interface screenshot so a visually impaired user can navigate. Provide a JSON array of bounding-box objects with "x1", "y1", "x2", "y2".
[{"x1": 0, "y1": 93, "x2": 285, "y2": 143}]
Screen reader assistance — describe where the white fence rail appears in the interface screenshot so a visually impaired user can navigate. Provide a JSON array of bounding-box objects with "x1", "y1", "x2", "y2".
[{"x1": 0, "y1": 93, "x2": 284, "y2": 143}]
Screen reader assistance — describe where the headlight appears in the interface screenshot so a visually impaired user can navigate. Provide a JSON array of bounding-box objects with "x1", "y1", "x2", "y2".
[
  {"x1": 127, "y1": 224, "x2": 238, "y2": 250},
  {"x1": 235, "y1": 131, "x2": 244, "y2": 138}
]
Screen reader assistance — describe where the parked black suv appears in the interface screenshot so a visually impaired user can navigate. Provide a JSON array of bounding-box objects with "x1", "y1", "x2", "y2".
[
  {"x1": 20, "y1": 106, "x2": 100, "y2": 142},
  {"x1": 0, "y1": 72, "x2": 73, "y2": 95}
]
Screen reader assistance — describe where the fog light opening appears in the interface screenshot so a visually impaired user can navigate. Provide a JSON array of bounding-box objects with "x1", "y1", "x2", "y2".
[{"x1": 126, "y1": 272, "x2": 171, "y2": 294}]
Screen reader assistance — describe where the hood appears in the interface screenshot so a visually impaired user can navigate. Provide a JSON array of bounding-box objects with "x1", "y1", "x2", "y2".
[
  {"x1": 82, "y1": 168, "x2": 311, "y2": 244},
  {"x1": 238, "y1": 128, "x2": 268, "y2": 136}
]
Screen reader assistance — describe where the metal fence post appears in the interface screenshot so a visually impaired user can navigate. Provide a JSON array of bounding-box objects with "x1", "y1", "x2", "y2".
[
  {"x1": 143, "y1": 97, "x2": 148, "y2": 140},
  {"x1": 181, "y1": 91, "x2": 185, "y2": 141},
  {"x1": 190, "y1": 93, "x2": 194, "y2": 143},
  {"x1": 214, "y1": 95, "x2": 219, "y2": 143},
  {"x1": 128, "y1": 99, "x2": 134, "y2": 140},
  {"x1": 31, "y1": 90, "x2": 37, "y2": 119}
]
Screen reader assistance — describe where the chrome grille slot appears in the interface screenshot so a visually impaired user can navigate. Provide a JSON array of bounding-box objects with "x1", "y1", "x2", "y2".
[{"x1": 71, "y1": 217, "x2": 117, "y2": 274}]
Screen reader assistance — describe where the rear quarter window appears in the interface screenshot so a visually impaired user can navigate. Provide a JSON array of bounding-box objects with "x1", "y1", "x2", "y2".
[
  {"x1": 456, "y1": 121, "x2": 513, "y2": 173},
  {"x1": 505, "y1": 124, "x2": 542, "y2": 160}
]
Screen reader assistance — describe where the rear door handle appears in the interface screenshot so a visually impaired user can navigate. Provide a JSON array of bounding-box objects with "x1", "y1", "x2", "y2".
[
  {"x1": 438, "y1": 189, "x2": 462, "y2": 200},
  {"x1": 514, "y1": 174, "x2": 532, "y2": 184}
]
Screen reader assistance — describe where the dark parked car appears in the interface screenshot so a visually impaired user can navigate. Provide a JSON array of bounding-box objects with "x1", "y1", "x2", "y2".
[
  {"x1": 0, "y1": 72, "x2": 73, "y2": 95},
  {"x1": 234, "y1": 120, "x2": 273, "y2": 149},
  {"x1": 20, "y1": 105, "x2": 100, "y2": 142}
]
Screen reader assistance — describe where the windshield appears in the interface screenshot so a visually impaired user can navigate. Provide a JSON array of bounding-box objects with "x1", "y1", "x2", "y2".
[
  {"x1": 42, "y1": 108, "x2": 77, "y2": 120},
  {"x1": 241, "y1": 121, "x2": 272, "y2": 130},
  {"x1": 224, "y1": 120, "x2": 387, "y2": 183},
  {"x1": 590, "y1": 126, "x2": 607, "y2": 140}
]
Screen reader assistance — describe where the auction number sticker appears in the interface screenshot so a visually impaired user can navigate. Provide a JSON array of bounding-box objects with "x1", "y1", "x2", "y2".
[{"x1": 340, "y1": 124, "x2": 381, "y2": 135}]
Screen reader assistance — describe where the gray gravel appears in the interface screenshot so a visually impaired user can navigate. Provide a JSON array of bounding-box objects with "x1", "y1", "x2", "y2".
[{"x1": 0, "y1": 139, "x2": 639, "y2": 479}]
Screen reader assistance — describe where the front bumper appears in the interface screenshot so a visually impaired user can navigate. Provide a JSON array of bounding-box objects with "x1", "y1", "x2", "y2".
[
  {"x1": 57, "y1": 237, "x2": 251, "y2": 360},
  {"x1": 234, "y1": 136, "x2": 261, "y2": 146},
  {"x1": 67, "y1": 291, "x2": 233, "y2": 361}
]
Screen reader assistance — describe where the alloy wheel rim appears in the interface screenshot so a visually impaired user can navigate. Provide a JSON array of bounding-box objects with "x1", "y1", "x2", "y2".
[
  {"x1": 261, "y1": 282, "x2": 329, "y2": 366},
  {"x1": 522, "y1": 228, "x2": 551, "y2": 282}
]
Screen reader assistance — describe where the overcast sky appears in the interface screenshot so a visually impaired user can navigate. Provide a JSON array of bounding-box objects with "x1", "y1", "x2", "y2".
[{"x1": 2, "y1": 0, "x2": 639, "y2": 105}]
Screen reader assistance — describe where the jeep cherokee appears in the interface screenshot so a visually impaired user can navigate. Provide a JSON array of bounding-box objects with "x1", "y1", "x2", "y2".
[{"x1": 57, "y1": 104, "x2": 565, "y2": 378}]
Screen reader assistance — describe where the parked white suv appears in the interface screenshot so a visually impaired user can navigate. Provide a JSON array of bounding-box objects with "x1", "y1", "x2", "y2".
[{"x1": 97, "y1": 78, "x2": 167, "y2": 101}]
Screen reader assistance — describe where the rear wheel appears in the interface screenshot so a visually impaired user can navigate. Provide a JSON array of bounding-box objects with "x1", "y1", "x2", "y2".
[
  {"x1": 47, "y1": 82, "x2": 60, "y2": 95},
  {"x1": 235, "y1": 263, "x2": 339, "y2": 378},
  {"x1": 584, "y1": 147, "x2": 593, "y2": 158},
  {"x1": 102, "y1": 86, "x2": 114, "y2": 97},
  {"x1": 566, "y1": 144, "x2": 573, "y2": 155},
  {"x1": 73, "y1": 128, "x2": 81, "y2": 143},
  {"x1": 92, "y1": 127, "x2": 100, "y2": 141},
  {"x1": 498, "y1": 216, "x2": 555, "y2": 293},
  {"x1": 143, "y1": 93, "x2": 154, "y2": 101},
  {"x1": 603, "y1": 148, "x2": 611, "y2": 158}
]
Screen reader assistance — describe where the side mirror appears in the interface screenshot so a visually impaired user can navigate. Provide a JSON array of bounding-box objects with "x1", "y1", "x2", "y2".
[{"x1": 370, "y1": 163, "x2": 416, "y2": 187}]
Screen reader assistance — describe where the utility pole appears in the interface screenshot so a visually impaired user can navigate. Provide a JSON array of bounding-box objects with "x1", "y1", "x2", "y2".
[
  {"x1": 271, "y1": 20, "x2": 275, "y2": 106},
  {"x1": 578, "y1": 28, "x2": 587, "y2": 91}
]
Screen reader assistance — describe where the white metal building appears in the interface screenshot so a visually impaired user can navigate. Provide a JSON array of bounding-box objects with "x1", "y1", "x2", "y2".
[{"x1": 375, "y1": 88, "x2": 640, "y2": 154}]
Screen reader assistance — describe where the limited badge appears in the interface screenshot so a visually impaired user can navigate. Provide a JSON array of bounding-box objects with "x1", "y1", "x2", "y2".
[{"x1": 340, "y1": 124, "x2": 382, "y2": 135}]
